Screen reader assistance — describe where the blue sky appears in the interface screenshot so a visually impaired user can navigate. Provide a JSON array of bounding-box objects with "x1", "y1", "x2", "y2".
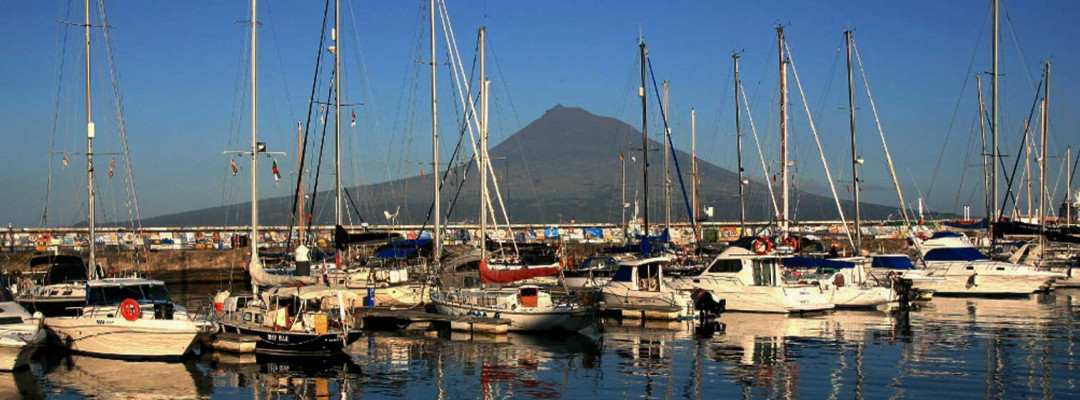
[{"x1": 1, "y1": 0, "x2": 1078, "y2": 226}]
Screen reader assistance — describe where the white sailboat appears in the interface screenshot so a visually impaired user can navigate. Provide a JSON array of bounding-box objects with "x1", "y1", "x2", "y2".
[{"x1": 43, "y1": 0, "x2": 200, "y2": 360}]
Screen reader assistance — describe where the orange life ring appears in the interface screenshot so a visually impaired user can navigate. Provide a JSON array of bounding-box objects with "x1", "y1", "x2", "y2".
[
  {"x1": 783, "y1": 237, "x2": 798, "y2": 251},
  {"x1": 916, "y1": 232, "x2": 930, "y2": 241},
  {"x1": 119, "y1": 298, "x2": 140, "y2": 321},
  {"x1": 752, "y1": 237, "x2": 772, "y2": 255}
]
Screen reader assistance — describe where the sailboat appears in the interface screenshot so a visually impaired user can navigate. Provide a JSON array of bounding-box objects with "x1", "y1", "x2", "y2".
[
  {"x1": 211, "y1": 0, "x2": 361, "y2": 356},
  {"x1": 0, "y1": 284, "x2": 45, "y2": 370},
  {"x1": 428, "y1": 24, "x2": 590, "y2": 332},
  {"x1": 42, "y1": 0, "x2": 200, "y2": 360}
]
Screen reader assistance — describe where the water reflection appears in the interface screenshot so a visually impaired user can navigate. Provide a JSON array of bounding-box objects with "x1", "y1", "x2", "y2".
[{"x1": 25, "y1": 289, "x2": 1080, "y2": 398}]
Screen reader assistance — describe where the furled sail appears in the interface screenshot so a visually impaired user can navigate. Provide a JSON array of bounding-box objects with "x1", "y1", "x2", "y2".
[{"x1": 478, "y1": 259, "x2": 559, "y2": 284}]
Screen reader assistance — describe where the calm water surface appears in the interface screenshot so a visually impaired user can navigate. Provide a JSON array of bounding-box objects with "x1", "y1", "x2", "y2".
[{"x1": 17, "y1": 285, "x2": 1080, "y2": 399}]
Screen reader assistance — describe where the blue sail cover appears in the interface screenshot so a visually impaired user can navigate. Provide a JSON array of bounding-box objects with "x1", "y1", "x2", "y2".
[
  {"x1": 871, "y1": 255, "x2": 916, "y2": 270},
  {"x1": 924, "y1": 247, "x2": 988, "y2": 262},
  {"x1": 376, "y1": 248, "x2": 419, "y2": 258},
  {"x1": 943, "y1": 219, "x2": 989, "y2": 230},
  {"x1": 782, "y1": 257, "x2": 857, "y2": 269}
]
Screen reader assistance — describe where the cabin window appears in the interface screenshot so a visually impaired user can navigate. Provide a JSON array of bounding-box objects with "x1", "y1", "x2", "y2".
[
  {"x1": 612, "y1": 266, "x2": 634, "y2": 282},
  {"x1": 87, "y1": 284, "x2": 172, "y2": 306},
  {"x1": 996, "y1": 267, "x2": 1005, "y2": 271},
  {"x1": 707, "y1": 259, "x2": 742, "y2": 274},
  {"x1": 636, "y1": 263, "x2": 663, "y2": 292},
  {"x1": 242, "y1": 312, "x2": 253, "y2": 323},
  {"x1": 965, "y1": 266, "x2": 974, "y2": 270},
  {"x1": 254, "y1": 314, "x2": 264, "y2": 324}
]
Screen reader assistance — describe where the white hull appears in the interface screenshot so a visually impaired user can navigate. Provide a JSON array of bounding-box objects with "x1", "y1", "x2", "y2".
[
  {"x1": 668, "y1": 277, "x2": 833, "y2": 314},
  {"x1": 431, "y1": 300, "x2": 591, "y2": 332},
  {"x1": 46, "y1": 317, "x2": 198, "y2": 359},
  {"x1": 907, "y1": 262, "x2": 1062, "y2": 296},
  {"x1": 600, "y1": 283, "x2": 694, "y2": 317},
  {"x1": 826, "y1": 286, "x2": 897, "y2": 308},
  {"x1": 563, "y1": 276, "x2": 611, "y2": 291}
]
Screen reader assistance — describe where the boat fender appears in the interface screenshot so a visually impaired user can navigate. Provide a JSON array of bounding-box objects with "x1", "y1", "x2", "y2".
[
  {"x1": 119, "y1": 298, "x2": 141, "y2": 321},
  {"x1": 752, "y1": 237, "x2": 772, "y2": 255}
]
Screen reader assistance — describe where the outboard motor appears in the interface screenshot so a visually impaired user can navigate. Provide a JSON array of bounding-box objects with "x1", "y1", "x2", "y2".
[
  {"x1": 691, "y1": 288, "x2": 725, "y2": 316},
  {"x1": 893, "y1": 278, "x2": 914, "y2": 310}
]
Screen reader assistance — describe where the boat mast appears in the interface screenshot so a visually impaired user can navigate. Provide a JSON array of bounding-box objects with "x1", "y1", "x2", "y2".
[
  {"x1": 1068, "y1": 146, "x2": 1073, "y2": 225},
  {"x1": 845, "y1": 30, "x2": 861, "y2": 250},
  {"x1": 334, "y1": 0, "x2": 342, "y2": 228},
  {"x1": 430, "y1": 0, "x2": 441, "y2": 267},
  {"x1": 479, "y1": 26, "x2": 487, "y2": 261},
  {"x1": 1039, "y1": 61, "x2": 1050, "y2": 239},
  {"x1": 663, "y1": 81, "x2": 671, "y2": 232},
  {"x1": 977, "y1": 75, "x2": 990, "y2": 224},
  {"x1": 734, "y1": 52, "x2": 746, "y2": 236},
  {"x1": 297, "y1": 121, "x2": 305, "y2": 242},
  {"x1": 249, "y1": 0, "x2": 259, "y2": 267},
  {"x1": 621, "y1": 151, "x2": 627, "y2": 239},
  {"x1": 691, "y1": 107, "x2": 699, "y2": 240},
  {"x1": 991, "y1": 0, "x2": 999, "y2": 231},
  {"x1": 84, "y1": 0, "x2": 97, "y2": 278},
  {"x1": 639, "y1": 40, "x2": 649, "y2": 234},
  {"x1": 778, "y1": 26, "x2": 789, "y2": 239}
]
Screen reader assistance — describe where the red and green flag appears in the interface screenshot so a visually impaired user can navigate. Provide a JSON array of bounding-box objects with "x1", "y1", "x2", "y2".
[{"x1": 272, "y1": 159, "x2": 281, "y2": 182}]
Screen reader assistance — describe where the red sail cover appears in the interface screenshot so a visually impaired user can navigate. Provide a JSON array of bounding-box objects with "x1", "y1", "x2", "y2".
[{"x1": 478, "y1": 259, "x2": 559, "y2": 284}]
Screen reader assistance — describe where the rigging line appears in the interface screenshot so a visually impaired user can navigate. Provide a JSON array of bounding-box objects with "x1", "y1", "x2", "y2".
[
  {"x1": 285, "y1": 0, "x2": 331, "y2": 251},
  {"x1": 1000, "y1": 0, "x2": 1039, "y2": 93},
  {"x1": 263, "y1": 0, "x2": 296, "y2": 119},
  {"x1": 925, "y1": 3, "x2": 991, "y2": 202},
  {"x1": 308, "y1": 69, "x2": 337, "y2": 227},
  {"x1": 342, "y1": 186, "x2": 364, "y2": 223},
  {"x1": 645, "y1": 56, "x2": 698, "y2": 242},
  {"x1": 488, "y1": 37, "x2": 548, "y2": 223},
  {"x1": 96, "y1": 0, "x2": 142, "y2": 233},
  {"x1": 996, "y1": 77, "x2": 1042, "y2": 219},
  {"x1": 784, "y1": 40, "x2": 854, "y2": 249},
  {"x1": 952, "y1": 111, "x2": 981, "y2": 213},
  {"x1": 740, "y1": 80, "x2": 780, "y2": 221},
  {"x1": 43, "y1": 0, "x2": 74, "y2": 226}
]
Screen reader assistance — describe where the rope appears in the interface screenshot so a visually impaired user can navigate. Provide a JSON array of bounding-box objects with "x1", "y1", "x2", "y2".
[
  {"x1": 645, "y1": 56, "x2": 698, "y2": 244},
  {"x1": 739, "y1": 81, "x2": 780, "y2": 222}
]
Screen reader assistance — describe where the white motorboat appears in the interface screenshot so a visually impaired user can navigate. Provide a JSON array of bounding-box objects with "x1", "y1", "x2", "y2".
[
  {"x1": 44, "y1": 278, "x2": 200, "y2": 360},
  {"x1": 600, "y1": 257, "x2": 700, "y2": 318},
  {"x1": 561, "y1": 255, "x2": 624, "y2": 290},
  {"x1": 0, "y1": 285, "x2": 45, "y2": 371},
  {"x1": 430, "y1": 285, "x2": 592, "y2": 332},
  {"x1": 781, "y1": 256, "x2": 898, "y2": 309},
  {"x1": 15, "y1": 254, "x2": 89, "y2": 317},
  {"x1": 908, "y1": 232, "x2": 1065, "y2": 295},
  {"x1": 668, "y1": 247, "x2": 834, "y2": 314}
]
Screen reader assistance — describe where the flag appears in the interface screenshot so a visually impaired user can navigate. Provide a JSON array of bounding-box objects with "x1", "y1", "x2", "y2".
[
  {"x1": 420, "y1": 169, "x2": 424, "y2": 180},
  {"x1": 319, "y1": 105, "x2": 326, "y2": 124},
  {"x1": 350, "y1": 110, "x2": 356, "y2": 127},
  {"x1": 62, "y1": 154, "x2": 69, "y2": 166},
  {"x1": 772, "y1": 175, "x2": 777, "y2": 182},
  {"x1": 272, "y1": 159, "x2": 281, "y2": 182},
  {"x1": 619, "y1": 152, "x2": 625, "y2": 161},
  {"x1": 230, "y1": 158, "x2": 238, "y2": 176},
  {"x1": 108, "y1": 158, "x2": 116, "y2": 179},
  {"x1": 631, "y1": 154, "x2": 637, "y2": 162}
]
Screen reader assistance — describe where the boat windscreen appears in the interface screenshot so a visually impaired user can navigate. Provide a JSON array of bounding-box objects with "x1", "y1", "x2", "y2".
[
  {"x1": 924, "y1": 247, "x2": 988, "y2": 262},
  {"x1": 87, "y1": 284, "x2": 172, "y2": 306}
]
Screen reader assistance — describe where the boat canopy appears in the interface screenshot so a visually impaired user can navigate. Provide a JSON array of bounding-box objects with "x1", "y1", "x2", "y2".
[
  {"x1": 923, "y1": 247, "x2": 988, "y2": 262},
  {"x1": 871, "y1": 255, "x2": 916, "y2": 270},
  {"x1": 930, "y1": 232, "x2": 965, "y2": 239},
  {"x1": 782, "y1": 257, "x2": 857, "y2": 269}
]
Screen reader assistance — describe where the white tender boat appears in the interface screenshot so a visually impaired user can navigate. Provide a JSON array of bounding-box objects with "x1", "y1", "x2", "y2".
[
  {"x1": 600, "y1": 257, "x2": 699, "y2": 317},
  {"x1": 431, "y1": 286, "x2": 592, "y2": 332},
  {"x1": 0, "y1": 285, "x2": 45, "y2": 371},
  {"x1": 781, "y1": 256, "x2": 898, "y2": 309},
  {"x1": 907, "y1": 232, "x2": 1065, "y2": 295},
  {"x1": 44, "y1": 278, "x2": 200, "y2": 360},
  {"x1": 668, "y1": 247, "x2": 834, "y2": 314},
  {"x1": 15, "y1": 254, "x2": 89, "y2": 317}
]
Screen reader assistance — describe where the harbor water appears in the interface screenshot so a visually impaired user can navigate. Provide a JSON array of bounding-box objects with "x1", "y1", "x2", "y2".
[{"x1": 16, "y1": 285, "x2": 1080, "y2": 399}]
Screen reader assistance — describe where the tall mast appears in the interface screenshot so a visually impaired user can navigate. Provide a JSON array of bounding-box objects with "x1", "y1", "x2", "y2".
[
  {"x1": 845, "y1": 30, "x2": 861, "y2": 250},
  {"x1": 84, "y1": 0, "x2": 97, "y2": 277},
  {"x1": 1040, "y1": 61, "x2": 1050, "y2": 237},
  {"x1": 430, "y1": 0, "x2": 441, "y2": 266},
  {"x1": 691, "y1": 107, "x2": 698, "y2": 240},
  {"x1": 297, "y1": 121, "x2": 305, "y2": 242},
  {"x1": 778, "y1": 26, "x2": 789, "y2": 239},
  {"x1": 621, "y1": 151, "x2": 627, "y2": 239},
  {"x1": 334, "y1": 0, "x2": 342, "y2": 227},
  {"x1": 662, "y1": 81, "x2": 671, "y2": 232},
  {"x1": 1025, "y1": 118, "x2": 1032, "y2": 218},
  {"x1": 977, "y1": 75, "x2": 990, "y2": 224},
  {"x1": 734, "y1": 52, "x2": 746, "y2": 236},
  {"x1": 991, "y1": 0, "x2": 999, "y2": 229},
  {"x1": 639, "y1": 40, "x2": 649, "y2": 234},
  {"x1": 1068, "y1": 146, "x2": 1073, "y2": 225},
  {"x1": 249, "y1": 0, "x2": 259, "y2": 266},
  {"x1": 479, "y1": 26, "x2": 487, "y2": 261}
]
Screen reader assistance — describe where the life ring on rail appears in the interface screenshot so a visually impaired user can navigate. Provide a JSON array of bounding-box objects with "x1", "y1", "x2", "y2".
[
  {"x1": 119, "y1": 298, "x2": 140, "y2": 321},
  {"x1": 752, "y1": 237, "x2": 772, "y2": 255},
  {"x1": 36, "y1": 234, "x2": 51, "y2": 246},
  {"x1": 916, "y1": 232, "x2": 930, "y2": 241},
  {"x1": 783, "y1": 237, "x2": 798, "y2": 251}
]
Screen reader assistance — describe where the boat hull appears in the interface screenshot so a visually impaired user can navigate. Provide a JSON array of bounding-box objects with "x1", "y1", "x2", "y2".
[
  {"x1": 599, "y1": 284, "x2": 695, "y2": 317},
  {"x1": 430, "y1": 300, "x2": 592, "y2": 332},
  {"x1": 906, "y1": 262, "x2": 1062, "y2": 296},
  {"x1": 16, "y1": 296, "x2": 84, "y2": 317},
  {"x1": 826, "y1": 286, "x2": 897, "y2": 309},
  {"x1": 45, "y1": 317, "x2": 198, "y2": 360},
  {"x1": 218, "y1": 323, "x2": 361, "y2": 356}
]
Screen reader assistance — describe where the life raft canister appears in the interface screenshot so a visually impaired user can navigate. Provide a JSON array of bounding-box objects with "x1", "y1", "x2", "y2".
[{"x1": 119, "y1": 298, "x2": 141, "y2": 321}]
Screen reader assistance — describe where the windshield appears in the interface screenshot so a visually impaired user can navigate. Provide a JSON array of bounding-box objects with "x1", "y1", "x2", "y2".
[{"x1": 87, "y1": 284, "x2": 172, "y2": 306}]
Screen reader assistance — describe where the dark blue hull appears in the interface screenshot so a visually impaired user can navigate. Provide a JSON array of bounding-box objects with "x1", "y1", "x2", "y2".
[{"x1": 219, "y1": 323, "x2": 362, "y2": 356}]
